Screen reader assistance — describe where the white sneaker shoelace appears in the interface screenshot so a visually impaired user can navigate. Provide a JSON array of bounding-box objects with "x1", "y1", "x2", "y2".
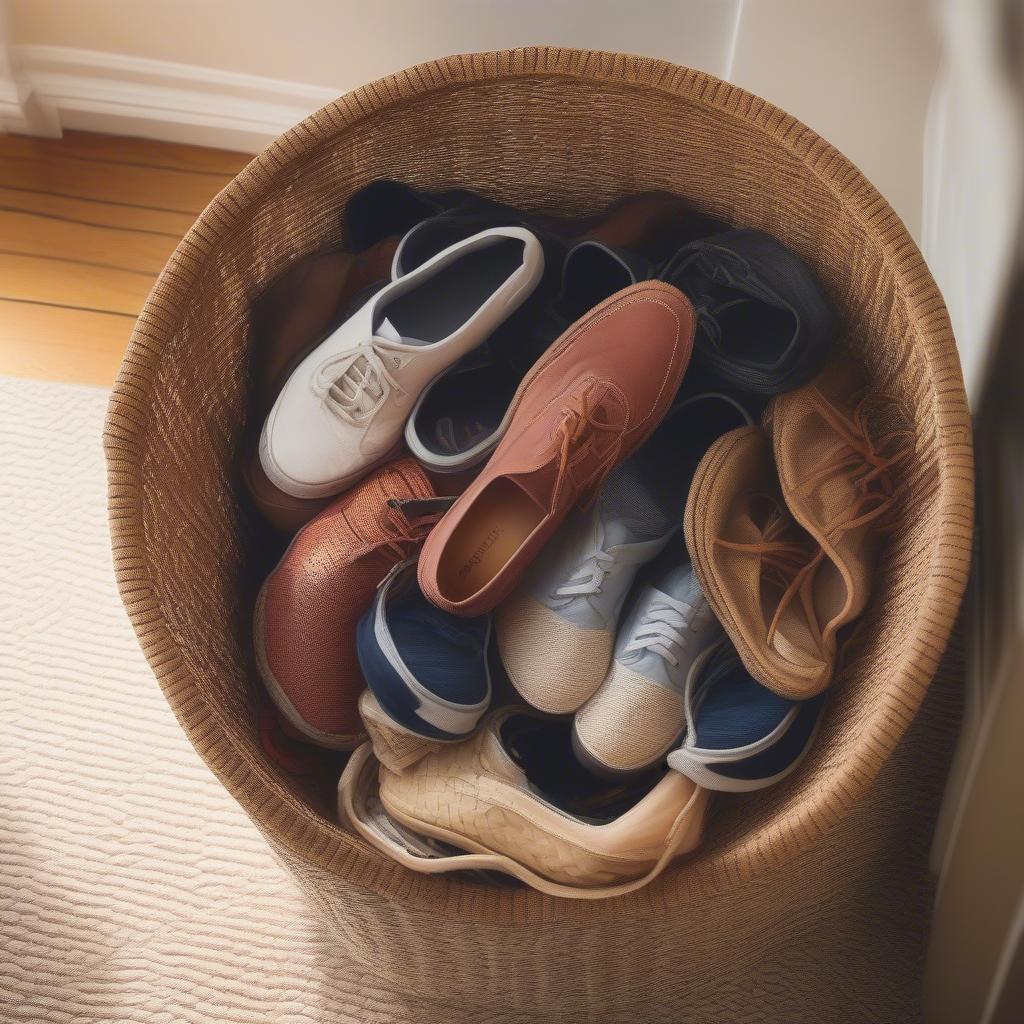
[
  {"x1": 313, "y1": 339, "x2": 402, "y2": 426},
  {"x1": 625, "y1": 597, "x2": 712, "y2": 668},
  {"x1": 553, "y1": 550, "x2": 615, "y2": 599}
]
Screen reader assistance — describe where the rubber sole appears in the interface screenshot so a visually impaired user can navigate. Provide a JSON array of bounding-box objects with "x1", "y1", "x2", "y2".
[{"x1": 258, "y1": 405, "x2": 407, "y2": 499}]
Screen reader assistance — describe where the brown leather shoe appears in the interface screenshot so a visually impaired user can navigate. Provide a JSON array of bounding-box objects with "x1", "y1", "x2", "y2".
[
  {"x1": 253, "y1": 458, "x2": 439, "y2": 748},
  {"x1": 417, "y1": 281, "x2": 695, "y2": 617},
  {"x1": 684, "y1": 425, "x2": 832, "y2": 698},
  {"x1": 240, "y1": 237, "x2": 397, "y2": 534},
  {"x1": 767, "y1": 357, "x2": 911, "y2": 663}
]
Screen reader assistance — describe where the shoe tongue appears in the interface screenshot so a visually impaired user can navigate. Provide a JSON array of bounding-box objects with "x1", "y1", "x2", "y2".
[
  {"x1": 653, "y1": 561, "x2": 702, "y2": 605},
  {"x1": 376, "y1": 317, "x2": 423, "y2": 347}
]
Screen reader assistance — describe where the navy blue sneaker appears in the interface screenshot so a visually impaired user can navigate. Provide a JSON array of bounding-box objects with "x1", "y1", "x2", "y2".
[
  {"x1": 667, "y1": 642, "x2": 826, "y2": 791},
  {"x1": 357, "y1": 559, "x2": 492, "y2": 741}
]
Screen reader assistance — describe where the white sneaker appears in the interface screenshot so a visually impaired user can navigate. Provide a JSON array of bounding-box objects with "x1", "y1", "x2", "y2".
[
  {"x1": 495, "y1": 393, "x2": 750, "y2": 715},
  {"x1": 259, "y1": 227, "x2": 543, "y2": 498},
  {"x1": 573, "y1": 556, "x2": 722, "y2": 777}
]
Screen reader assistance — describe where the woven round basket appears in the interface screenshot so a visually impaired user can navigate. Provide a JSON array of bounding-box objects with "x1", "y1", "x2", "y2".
[{"x1": 105, "y1": 48, "x2": 973, "y2": 1021}]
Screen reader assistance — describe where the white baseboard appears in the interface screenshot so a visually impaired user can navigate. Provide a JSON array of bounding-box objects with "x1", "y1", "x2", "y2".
[{"x1": 2, "y1": 45, "x2": 341, "y2": 152}]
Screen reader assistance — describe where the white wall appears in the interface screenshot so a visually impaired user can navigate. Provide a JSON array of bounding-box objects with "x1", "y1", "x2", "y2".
[
  {"x1": 730, "y1": 0, "x2": 940, "y2": 242},
  {"x1": 6, "y1": 0, "x2": 743, "y2": 90},
  {"x1": 921, "y1": 0, "x2": 1022, "y2": 404},
  {"x1": 2, "y1": 0, "x2": 940, "y2": 239}
]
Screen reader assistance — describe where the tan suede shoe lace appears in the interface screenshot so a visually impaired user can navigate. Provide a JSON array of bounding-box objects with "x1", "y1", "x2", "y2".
[
  {"x1": 796, "y1": 389, "x2": 913, "y2": 539},
  {"x1": 714, "y1": 495, "x2": 825, "y2": 648}
]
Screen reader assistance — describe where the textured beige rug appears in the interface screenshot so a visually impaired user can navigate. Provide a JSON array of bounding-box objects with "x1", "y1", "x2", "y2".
[{"x1": 0, "y1": 376, "x2": 536, "y2": 1024}]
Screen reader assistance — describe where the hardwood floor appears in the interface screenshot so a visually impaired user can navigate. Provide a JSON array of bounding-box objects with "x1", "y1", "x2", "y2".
[{"x1": 0, "y1": 131, "x2": 250, "y2": 386}]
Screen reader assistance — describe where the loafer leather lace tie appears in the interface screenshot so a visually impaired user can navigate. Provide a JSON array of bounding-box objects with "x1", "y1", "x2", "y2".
[
  {"x1": 713, "y1": 494, "x2": 825, "y2": 654},
  {"x1": 551, "y1": 382, "x2": 625, "y2": 510},
  {"x1": 791, "y1": 388, "x2": 913, "y2": 541}
]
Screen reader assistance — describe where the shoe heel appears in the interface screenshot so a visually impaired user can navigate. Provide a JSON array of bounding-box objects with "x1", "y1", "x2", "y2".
[{"x1": 358, "y1": 690, "x2": 446, "y2": 774}]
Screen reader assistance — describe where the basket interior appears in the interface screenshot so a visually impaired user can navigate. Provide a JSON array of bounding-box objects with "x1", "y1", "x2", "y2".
[{"x1": 134, "y1": 72, "x2": 954, "y2": 898}]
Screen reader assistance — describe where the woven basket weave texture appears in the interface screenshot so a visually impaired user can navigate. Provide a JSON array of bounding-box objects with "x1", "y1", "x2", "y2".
[{"x1": 104, "y1": 48, "x2": 973, "y2": 1020}]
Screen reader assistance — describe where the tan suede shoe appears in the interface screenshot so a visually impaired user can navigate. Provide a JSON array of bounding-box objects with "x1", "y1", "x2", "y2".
[
  {"x1": 417, "y1": 282, "x2": 695, "y2": 616},
  {"x1": 684, "y1": 426, "x2": 832, "y2": 698},
  {"x1": 766, "y1": 357, "x2": 911, "y2": 661},
  {"x1": 377, "y1": 708, "x2": 708, "y2": 890}
]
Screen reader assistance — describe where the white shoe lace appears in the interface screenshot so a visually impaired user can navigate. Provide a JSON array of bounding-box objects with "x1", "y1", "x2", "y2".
[
  {"x1": 312, "y1": 340, "x2": 402, "y2": 426},
  {"x1": 625, "y1": 598, "x2": 710, "y2": 667},
  {"x1": 553, "y1": 550, "x2": 615, "y2": 599}
]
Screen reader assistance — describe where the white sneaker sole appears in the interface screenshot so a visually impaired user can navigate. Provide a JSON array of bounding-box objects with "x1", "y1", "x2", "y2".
[{"x1": 258, "y1": 401, "x2": 406, "y2": 499}]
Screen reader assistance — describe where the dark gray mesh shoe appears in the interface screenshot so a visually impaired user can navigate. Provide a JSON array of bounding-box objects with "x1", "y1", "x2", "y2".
[{"x1": 661, "y1": 229, "x2": 835, "y2": 395}]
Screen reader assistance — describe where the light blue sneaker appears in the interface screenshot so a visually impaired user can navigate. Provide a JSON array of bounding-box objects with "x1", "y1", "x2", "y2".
[
  {"x1": 357, "y1": 559, "x2": 491, "y2": 741},
  {"x1": 667, "y1": 641, "x2": 826, "y2": 791},
  {"x1": 572, "y1": 554, "x2": 722, "y2": 777},
  {"x1": 496, "y1": 392, "x2": 751, "y2": 715}
]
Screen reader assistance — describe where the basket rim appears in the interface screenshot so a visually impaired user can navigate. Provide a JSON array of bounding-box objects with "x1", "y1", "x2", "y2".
[{"x1": 103, "y1": 46, "x2": 974, "y2": 924}]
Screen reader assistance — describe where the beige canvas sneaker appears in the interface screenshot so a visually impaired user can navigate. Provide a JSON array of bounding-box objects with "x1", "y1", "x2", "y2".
[{"x1": 376, "y1": 708, "x2": 708, "y2": 891}]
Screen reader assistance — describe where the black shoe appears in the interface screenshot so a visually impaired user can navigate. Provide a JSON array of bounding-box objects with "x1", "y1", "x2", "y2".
[
  {"x1": 660, "y1": 229, "x2": 835, "y2": 395},
  {"x1": 344, "y1": 179, "x2": 512, "y2": 252},
  {"x1": 555, "y1": 240, "x2": 650, "y2": 321}
]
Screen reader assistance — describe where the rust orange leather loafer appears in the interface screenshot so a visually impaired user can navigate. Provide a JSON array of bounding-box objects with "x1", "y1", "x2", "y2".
[{"x1": 417, "y1": 281, "x2": 695, "y2": 617}]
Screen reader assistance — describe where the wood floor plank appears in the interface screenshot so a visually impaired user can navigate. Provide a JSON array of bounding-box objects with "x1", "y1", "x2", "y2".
[
  {"x1": 0, "y1": 186, "x2": 197, "y2": 236},
  {"x1": 0, "y1": 154, "x2": 233, "y2": 213},
  {"x1": 0, "y1": 252, "x2": 153, "y2": 316},
  {"x1": 0, "y1": 299, "x2": 132, "y2": 387},
  {"x1": 0, "y1": 209, "x2": 178, "y2": 274},
  {"x1": 0, "y1": 130, "x2": 252, "y2": 176},
  {"x1": 0, "y1": 131, "x2": 244, "y2": 386}
]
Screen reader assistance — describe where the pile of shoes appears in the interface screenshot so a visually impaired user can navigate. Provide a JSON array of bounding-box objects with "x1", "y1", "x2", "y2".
[{"x1": 244, "y1": 180, "x2": 911, "y2": 896}]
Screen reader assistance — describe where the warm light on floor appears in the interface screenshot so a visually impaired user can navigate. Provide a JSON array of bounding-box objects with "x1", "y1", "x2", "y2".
[{"x1": 0, "y1": 130, "x2": 249, "y2": 387}]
